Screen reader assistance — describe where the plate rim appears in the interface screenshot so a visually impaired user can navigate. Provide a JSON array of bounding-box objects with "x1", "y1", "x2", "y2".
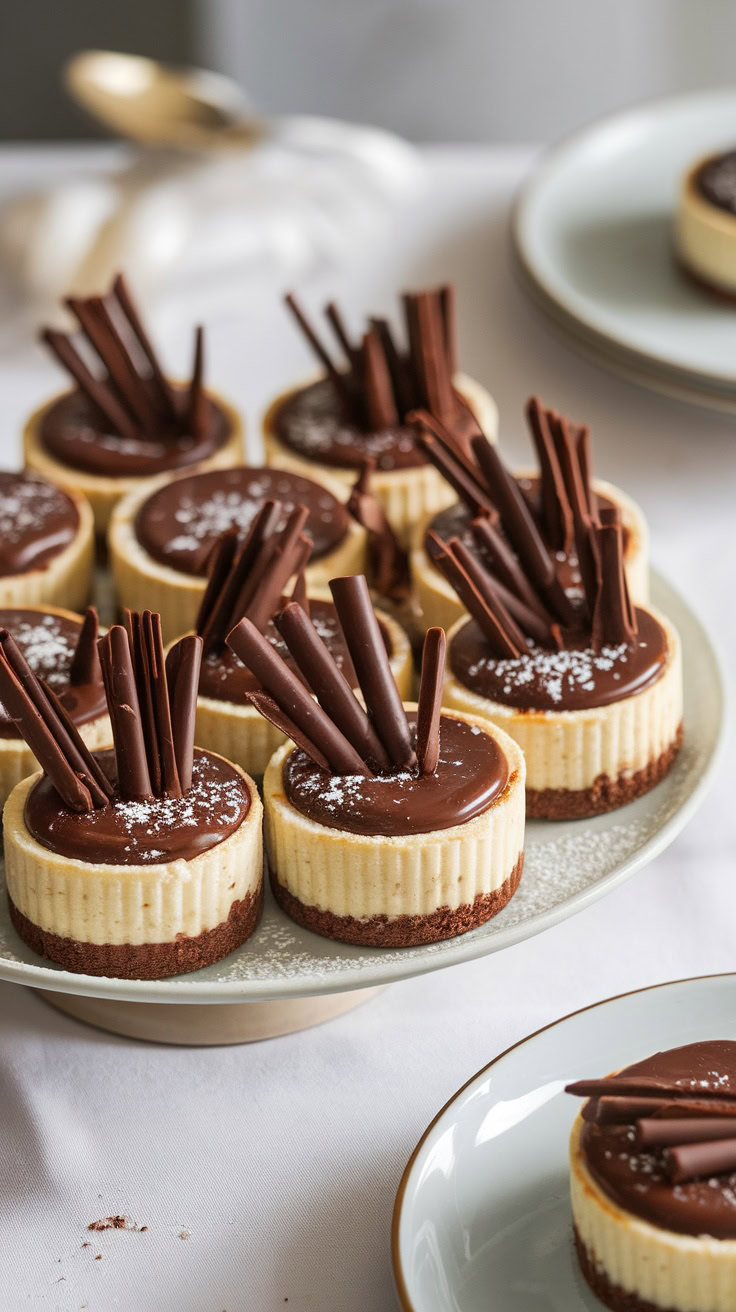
[
  {"x1": 0, "y1": 568, "x2": 726, "y2": 1005},
  {"x1": 512, "y1": 84, "x2": 736, "y2": 388},
  {"x1": 391, "y1": 969, "x2": 736, "y2": 1312}
]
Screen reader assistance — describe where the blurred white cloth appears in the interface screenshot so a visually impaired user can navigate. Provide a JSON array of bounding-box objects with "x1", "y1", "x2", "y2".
[{"x1": 0, "y1": 145, "x2": 734, "y2": 1312}]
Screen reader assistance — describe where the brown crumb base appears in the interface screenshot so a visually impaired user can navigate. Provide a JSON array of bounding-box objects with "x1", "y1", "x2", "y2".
[
  {"x1": 8, "y1": 881, "x2": 263, "y2": 980},
  {"x1": 574, "y1": 1227, "x2": 677, "y2": 1312},
  {"x1": 526, "y1": 725, "x2": 683, "y2": 821},
  {"x1": 673, "y1": 247, "x2": 736, "y2": 302},
  {"x1": 270, "y1": 852, "x2": 523, "y2": 947}
]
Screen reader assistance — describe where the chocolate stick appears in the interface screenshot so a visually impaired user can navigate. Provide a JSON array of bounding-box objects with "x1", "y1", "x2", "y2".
[
  {"x1": 111, "y1": 273, "x2": 178, "y2": 423},
  {"x1": 40, "y1": 329, "x2": 140, "y2": 440},
  {"x1": 196, "y1": 529, "x2": 240, "y2": 639},
  {"x1": 361, "y1": 330, "x2": 399, "y2": 429},
  {"x1": 243, "y1": 691, "x2": 331, "y2": 772},
  {"x1": 243, "y1": 505, "x2": 311, "y2": 633},
  {"x1": 324, "y1": 301, "x2": 356, "y2": 366},
  {"x1": 125, "y1": 610, "x2": 162, "y2": 797},
  {"x1": 69, "y1": 608, "x2": 102, "y2": 687},
  {"x1": 637, "y1": 1118, "x2": 736, "y2": 1150},
  {"x1": 198, "y1": 501, "x2": 283, "y2": 651},
  {"x1": 165, "y1": 634, "x2": 202, "y2": 792},
  {"x1": 415, "y1": 429, "x2": 493, "y2": 517},
  {"x1": 144, "y1": 611, "x2": 182, "y2": 798},
  {"x1": 413, "y1": 290, "x2": 455, "y2": 425},
  {"x1": 566, "y1": 1077, "x2": 736, "y2": 1102},
  {"x1": 369, "y1": 316, "x2": 413, "y2": 416},
  {"x1": 584, "y1": 1097, "x2": 670, "y2": 1125},
  {"x1": 67, "y1": 296, "x2": 158, "y2": 433},
  {"x1": 274, "y1": 602, "x2": 390, "y2": 771},
  {"x1": 549, "y1": 413, "x2": 599, "y2": 614},
  {"x1": 98, "y1": 626, "x2": 153, "y2": 801},
  {"x1": 329, "y1": 575, "x2": 416, "y2": 770},
  {"x1": 470, "y1": 517, "x2": 554, "y2": 624},
  {"x1": 525, "y1": 397, "x2": 574, "y2": 552},
  {"x1": 665, "y1": 1139, "x2": 736, "y2": 1184},
  {"x1": 347, "y1": 460, "x2": 409, "y2": 600},
  {"x1": 0, "y1": 642, "x2": 93, "y2": 812},
  {"x1": 447, "y1": 537, "x2": 529, "y2": 652},
  {"x1": 187, "y1": 325, "x2": 207, "y2": 441},
  {"x1": 284, "y1": 293, "x2": 356, "y2": 413},
  {"x1": 39, "y1": 678, "x2": 112, "y2": 807},
  {"x1": 416, "y1": 628, "x2": 445, "y2": 775},
  {"x1": 576, "y1": 424, "x2": 597, "y2": 518},
  {"x1": 227, "y1": 617, "x2": 373, "y2": 777},
  {"x1": 426, "y1": 532, "x2": 523, "y2": 659},
  {"x1": 591, "y1": 523, "x2": 637, "y2": 652},
  {"x1": 439, "y1": 284, "x2": 457, "y2": 376}
]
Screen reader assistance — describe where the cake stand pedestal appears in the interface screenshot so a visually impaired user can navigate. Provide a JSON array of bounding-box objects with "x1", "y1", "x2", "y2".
[{"x1": 38, "y1": 986, "x2": 383, "y2": 1045}]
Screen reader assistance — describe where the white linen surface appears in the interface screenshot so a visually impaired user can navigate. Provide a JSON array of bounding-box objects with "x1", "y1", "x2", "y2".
[{"x1": 0, "y1": 146, "x2": 733, "y2": 1312}]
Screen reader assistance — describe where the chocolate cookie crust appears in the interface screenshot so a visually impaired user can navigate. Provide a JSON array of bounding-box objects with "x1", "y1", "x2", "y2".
[
  {"x1": 574, "y1": 1229, "x2": 679, "y2": 1312},
  {"x1": 526, "y1": 726, "x2": 682, "y2": 820}
]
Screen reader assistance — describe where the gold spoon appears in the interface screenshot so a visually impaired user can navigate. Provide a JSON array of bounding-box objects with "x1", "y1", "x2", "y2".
[{"x1": 64, "y1": 50, "x2": 265, "y2": 151}]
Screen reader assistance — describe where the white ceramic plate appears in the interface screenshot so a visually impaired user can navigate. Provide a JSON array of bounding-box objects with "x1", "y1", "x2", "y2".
[
  {"x1": 392, "y1": 972, "x2": 736, "y2": 1312},
  {"x1": 0, "y1": 570, "x2": 724, "y2": 1005},
  {"x1": 514, "y1": 88, "x2": 736, "y2": 394}
]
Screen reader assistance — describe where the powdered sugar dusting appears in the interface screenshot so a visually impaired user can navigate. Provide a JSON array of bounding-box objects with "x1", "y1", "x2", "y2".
[
  {"x1": 2, "y1": 614, "x2": 76, "y2": 691},
  {"x1": 0, "y1": 474, "x2": 74, "y2": 545},
  {"x1": 279, "y1": 377, "x2": 416, "y2": 470},
  {"x1": 467, "y1": 639, "x2": 636, "y2": 705}
]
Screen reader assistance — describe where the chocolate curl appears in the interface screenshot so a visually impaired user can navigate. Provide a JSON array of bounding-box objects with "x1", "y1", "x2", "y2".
[
  {"x1": 274, "y1": 602, "x2": 390, "y2": 770},
  {"x1": 470, "y1": 516, "x2": 554, "y2": 626},
  {"x1": 408, "y1": 290, "x2": 455, "y2": 425},
  {"x1": 40, "y1": 329, "x2": 140, "y2": 440},
  {"x1": 583, "y1": 1097, "x2": 669, "y2": 1125},
  {"x1": 165, "y1": 634, "x2": 203, "y2": 792},
  {"x1": 38, "y1": 678, "x2": 113, "y2": 807},
  {"x1": 111, "y1": 273, "x2": 178, "y2": 424},
  {"x1": 284, "y1": 292, "x2": 356, "y2": 414},
  {"x1": 243, "y1": 504, "x2": 311, "y2": 632},
  {"x1": 525, "y1": 397, "x2": 574, "y2": 552},
  {"x1": 187, "y1": 325, "x2": 207, "y2": 440},
  {"x1": 637, "y1": 1118, "x2": 736, "y2": 1150},
  {"x1": 549, "y1": 412, "x2": 599, "y2": 614},
  {"x1": 414, "y1": 427, "x2": 493, "y2": 518},
  {"x1": 324, "y1": 301, "x2": 356, "y2": 365},
  {"x1": 227, "y1": 617, "x2": 373, "y2": 777},
  {"x1": 143, "y1": 611, "x2": 181, "y2": 799},
  {"x1": 98, "y1": 626, "x2": 152, "y2": 801},
  {"x1": 438, "y1": 284, "x2": 457, "y2": 375},
  {"x1": 566, "y1": 1077, "x2": 736, "y2": 1103},
  {"x1": 410, "y1": 407, "x2": 489, "y2": 488},
  {"x1": 196, "y1": 530, "x2": 240, "y2": 639},
  {"x1": 290, "y1": 564, "x2": 309, "y2": 614},
  {"x1": 361, "y1": 329, "x2": 399, "y2": 429},
  {"x1": 576, "y1": 424, "x2": 597, "y2": 519},
  {"x1": 427, "y1": 532, "x2": 523, "y2": 659},
  {"x1": 591, "y1": 522, "x2": 637, "y2": 652},
  {"x1": 470, "y1": 434, "x2": 576, "y2": 626},
  {"x1": 448, "y1": 537, "x2": 529, "y2": 652},
  {"x1": 455, "y1": 532, "x2": 557, "y2": 648},
  {"x1": 66, "y1": 295, "x2": 158, "y2": 434},
  {"x1": 329, "y1": 574, "x2": 416, "y2": 770},
  {"x1": 369, "y1": 316, "x2": 413, "y2": 417},
  {"x1": 665, "y1": 1139, "x2": 736, "y2": 1184},
  {"x1": 197, "y1": 501, "x2": 283, "y2": 652},
  {"x1": 69, "y1": 608, "x2": 102, "y2": 687},
  {"x1": 416, "y1": 628, "x2": 446, "y2": 775},
  {"x1": 124, "y1": 610, "x2": 161, "y2": 796},
  {"x1": 0, "y1": 638, "x2": 94, "y2": 813},
  {"x1": 243, "y1": 691, "x2": 330, "y2": 772},
  {"x1": 347, "y1": 460, "x2": 409, "y2": 601}
]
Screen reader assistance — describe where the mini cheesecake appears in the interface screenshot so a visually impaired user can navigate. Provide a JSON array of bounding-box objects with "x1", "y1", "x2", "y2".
[
  {"x1": 0, "y1": 470, "x2": 94, "y2": 613},
  {"x1": 569, "y1": 1041, "x2": 736, "y2": 1312},
  {"x1": 109, "y1": 466, "x2": 367, "y2": 643},
  {"x1": 5, "y1": 748, "x2": 262, "y2": 980},
  {"x1": 445, "y1": 604, "x2": 682, "y2": 819},
  {"x1": 264, "y1": 707, "x2": 524, "y2": 947},
  {"x1": 675, "y1": 150, "x2": 736, "y2": 298},
  {"x1": 25, "y1": 275, "x2": 244, "y2": 539},
  {"x1": 262, "y1": 286, "x2": 498, "y2": 545},
  {"x1": 0, "y1": 606, "x2": 110, "y2": 810},
  {"x1": 188, "y1": 591, "x2": 413, "y2": 781}
]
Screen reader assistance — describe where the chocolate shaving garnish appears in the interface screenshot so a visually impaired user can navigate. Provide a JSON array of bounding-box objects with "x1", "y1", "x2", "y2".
[
  {"x1": 196, "y1": 501, "x2": 283, "y2": 653},
  {"x1": 427, "y1": 531, "x2": 523, "y2": 659},
  {"x1": 582, "y1": 1097, "x2": 670, "y2": 1125},
  {"x1": 98, "y1": 625, "x2": 153, "y2": 801},
  {"x1": 548, "y1": 412, "x2": 599, "y2": 614},
  {"x1": 325, "y1": 301, "x2": 356, "y2": 365},
  {"x1": 439, "y1": 284, "x2": 457, "y2": 375},
  {"x1": 469, "y1": 517, "x2": 554, "y2": 627},
  {"x1": 591, "y1": 521, "x2": 637, "y2": 652},
  {"x1": 362, "y1": 329, "x2": 399, "y2": 430},
  {"x1": 274, "y1": 602, "x2": 389, "y2": 770},
  {"x1": 284, "y1": 292, "x2": 356, "y2": 413},
  {"x1": 637, "y1": 1117, "x2": 736, "y2": 1149},
  {"x1": 38, "y1": 679, "x2": 112, "y2": 809},
  {"x1": 448, "y1": 537, "x2": 528, "y2": 653},
  {"x1": 165, "y1": 634, "x2": 203, "y2": 792},
  {"x1": 244, "y1": 505, "x2": 311, "y2": 634},
  {"x1": 566, "y1": 1077, "x2": 736, "y2": 1102},
  {"x1": 242, "y1": 691, "x2": 331, "y2": 772},
  {"x1": 665, "y1": 1139, "x2": 736, "y2": 1184},
  {"x1": 41, "y1": 273, "x2": 206, "y2": 443},
  {"x1": 69, "y1": 607, "x2": 102, "y2": 687},
  {"x1": 414, "y1": 428, "x2": 492, "y2": 518},
  {"x1": 416, "y1": 628, "x2": 446, "y2": 775},
  {"x1": 525, "y1": 397, "x2": 574, "y2": 552},
  {"x1": 227, "y1": 616, "x2": 373, "y2": 777},
  {"x1": 329, "y1": 575, "x2": 416, "y2": 770},
  {"x1": 290, "y1": 562, "x2": 310, "y2": 614},
  {"x1": 347, "y1": 460, "x2": 409, "y2": 601}
]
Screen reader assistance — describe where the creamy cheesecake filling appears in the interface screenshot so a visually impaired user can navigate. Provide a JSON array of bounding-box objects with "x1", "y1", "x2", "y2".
[
  {"x1": 135, "y1": 466, "x2": 350, "y2": 576},
  {"x1": 40, "y1": 385, "x2": 233, "y2": 478},
  {"x1": 283, "y1": 712, "x2": 509, "y2": 837},
  {"x1": 25, "y1": 748, "x2": 250, "y2": 865},
  {"x1": 0, "y1": 609, "x2": 106, "y2": 736},
  {"x1": 0, "y1": 472, "x2": 79, "y2": 576},
  {"x1": 449, "y1": 607, "x2": 668, "y2": 712}
]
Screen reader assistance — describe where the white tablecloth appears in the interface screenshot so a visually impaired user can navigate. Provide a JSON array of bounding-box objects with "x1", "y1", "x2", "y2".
[{"x1": 0, "y1": 146, "x2": 733, "y2": 1312}]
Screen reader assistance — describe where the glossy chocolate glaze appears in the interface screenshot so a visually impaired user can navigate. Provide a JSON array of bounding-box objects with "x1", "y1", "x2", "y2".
[
  {"x1": 0, "y1": 609, "x2": 106, "y2": 738},
  {"x1": 581, "y1": 1041, "x2": 736, "y2": 1238},
  {"x1": 39, "y1": 386, "x2": 232, "y2": 478},
  {"x1": 696, "y1": 150, "x2": 736, "y2": 216},
  {"x1": 135, "y1": 466, "x2": 349, "y2": 576},
  {"x1": 199, "y1": 598, "x2": 391, "y2": 702},
  {"x1": 0, "y1": 472, "x2": 79, "y2": 576},
  {"x1": 273, "y1": 376, "x2": 480, "y2": 472},
  {"x1": 283, "y1": 713, "x2": 509, "y2": 836},
  {"x1": 25, "y1": 748, "x2": 250, "y2": 865},
  {"x1": 450, "y1": 608, "x2": 667, "y2": 712}
]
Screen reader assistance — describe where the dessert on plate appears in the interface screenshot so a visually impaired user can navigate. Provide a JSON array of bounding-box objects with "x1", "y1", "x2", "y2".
[
  {"x1": 2, "y1": 610, "x2": 262, "y2": 979},
  {"x1": 437, "y1": 437, "x2": 682, "y2": 818},
  {"x1": 262, "y1": 285, "x2": 498, "y2": 544},
  {"x1": 675, "y1": 149, "x2": 736, "y2": 297},
  {"x1": 410, "y1": 396, "x2": 649, "y2": 634},
  {"x1": 109, "y1": 464, "x2": 366, "y2": 642},
  {"x1": 568, "y1": 1041, "x2": 736, "y2": 1312},
  {"x1": 0, "y1": 606, "x2": 109, "y2": 808},
  {"x1": 231, "y1": 573, "x2": 525, "y2": 947},
  {"x1": 24, "y1": 274, "x2": 243, "y2": 539},
  {"x1": 181, "y1": 508, "x2": 411, "y2": 780},
  {"x1": 0, "y1": 470, "x2": 94, "y2": 613}
]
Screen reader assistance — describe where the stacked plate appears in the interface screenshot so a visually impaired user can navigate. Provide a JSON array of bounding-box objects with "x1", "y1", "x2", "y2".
[{"x1": 513, "y1": 88, "x2": 736, "y2": 412}]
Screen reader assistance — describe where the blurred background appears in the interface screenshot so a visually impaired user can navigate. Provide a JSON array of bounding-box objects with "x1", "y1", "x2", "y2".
[{"x1": 5, "y1": 0, "x2": 736, "y2": 142}]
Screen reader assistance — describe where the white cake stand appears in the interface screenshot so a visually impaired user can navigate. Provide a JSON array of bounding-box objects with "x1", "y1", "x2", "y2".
[{"x1": 0, "y1": 571, "x2": 724, "y2": 1044}]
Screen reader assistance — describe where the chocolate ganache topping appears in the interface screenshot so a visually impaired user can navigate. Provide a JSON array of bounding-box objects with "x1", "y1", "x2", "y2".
[
  {"x1": 696, "y1": 150, "x2": 736, "y2": 216},
  {"x1": 39, "y1": 274, "x2": 230, "y2": 479},
  {"x1": 0, "y1": 472, "x2": 79, "y2": 576},
  {"x1": 570, "y1": 1041, "x2": 736, "y2": 1239},
  {"x1": 283, "y1": 712, "x2": 508, "y2": 836},
  {"x1": 25, "y1": 747, "x2": 249, "y2": 865},
  {"x1": 274, "y1": 285, "x2": 480, "y2": 472},
  {"x1": 136, "y1": 467, "x2": 349, "y2": 576},
  {"x1": 0, "y1": 609, "x2": 106, "y2": 737}
]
